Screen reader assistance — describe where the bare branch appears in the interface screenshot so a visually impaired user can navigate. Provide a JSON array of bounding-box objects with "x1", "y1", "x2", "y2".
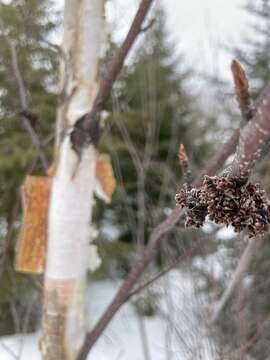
[
  {"x1": 18, "y1": 110, "x2": 49, "y2": 171},
  {"x1": 127, "y1": 241, "x2": 206, "y2": 302},
  {"x1": 8, "y1": 38, "x2": 28, "y2": 108},
  {"x1": 7, "y1": 38, "x2": 49, "y2": 171}
]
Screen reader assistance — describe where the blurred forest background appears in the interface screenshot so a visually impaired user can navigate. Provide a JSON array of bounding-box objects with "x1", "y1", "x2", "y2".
[{"x1": 0, "y1": 0, "x2": 270, "y2": 359}]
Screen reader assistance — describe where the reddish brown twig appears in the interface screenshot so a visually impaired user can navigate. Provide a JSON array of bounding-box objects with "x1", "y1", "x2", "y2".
[
  {"x1": 70, "y1": 0, "x2": 154, "y2": 154},
  {"x1": 178, "y1": 144, "x2": 192, "y2": 187},
  {"x1": 231, "y1": 59, "x2": 254, "y2": 123}
]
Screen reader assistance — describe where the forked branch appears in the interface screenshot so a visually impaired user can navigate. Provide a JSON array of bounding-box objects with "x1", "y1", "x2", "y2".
[{"x1": 70, "y1": 0, "x2": 154, "y2": 154}]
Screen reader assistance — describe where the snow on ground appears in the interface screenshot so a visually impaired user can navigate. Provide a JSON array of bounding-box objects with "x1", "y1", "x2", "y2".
[{"x1": 0, "y1": 271, "x2": 218, "y2": 360}]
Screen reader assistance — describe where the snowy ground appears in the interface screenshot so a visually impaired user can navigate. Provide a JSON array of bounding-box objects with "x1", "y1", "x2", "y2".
[{"x1": 0, "y1": 271, "x2": 218, "y2": 360}]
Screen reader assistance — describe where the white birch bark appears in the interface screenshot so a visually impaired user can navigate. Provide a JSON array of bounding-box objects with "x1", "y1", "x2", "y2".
[{"x1": 41, "y1": 1, "x2": 106, "y2": 359}]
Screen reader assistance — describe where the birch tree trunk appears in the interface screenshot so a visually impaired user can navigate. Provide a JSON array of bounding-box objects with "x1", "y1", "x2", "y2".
[{"x1": 41, "y1": 1, "x2": 106, "y2": 359}]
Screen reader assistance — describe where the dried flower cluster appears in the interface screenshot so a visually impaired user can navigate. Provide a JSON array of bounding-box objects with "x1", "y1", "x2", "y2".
[
  {"x1": 176, "y1": 175, "x2": 270, "y2": 238},
  {"x1": 175, "y1": 187, "x2": 207, "y2": 228}
]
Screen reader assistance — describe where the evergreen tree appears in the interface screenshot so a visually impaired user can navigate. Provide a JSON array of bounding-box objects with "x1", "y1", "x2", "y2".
[
  {"x1": 0, "y1": 0, "x2": 57, "y2": 219},
  {"x1": 0, "y1": 0, "x2": 58, "y2": 334}
]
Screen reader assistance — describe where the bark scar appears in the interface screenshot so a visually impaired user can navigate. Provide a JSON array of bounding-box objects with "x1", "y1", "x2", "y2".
[{"x1": 70, "y1": 113, "x2": 100, "y2": 158}]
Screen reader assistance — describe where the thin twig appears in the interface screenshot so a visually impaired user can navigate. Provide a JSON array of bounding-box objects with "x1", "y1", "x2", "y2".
[
  {"x1": 7, "y1": 38, "x2": 48, "y2": 171},
  {"x1": 126, "y1": 243, "x2": 205, "y2": 301},
  {"x1": 211, "y1": 235, "x2": 264, "y2": 323},
  {"x1": 0, "y1": 341, "x2": 18, "y2": 360},
  {"x1": 178, "y1": 143, "x2": 192, "y2": 188},
  {"x1": 18, "y1": 110, "x2": 49, "y2": 171}
]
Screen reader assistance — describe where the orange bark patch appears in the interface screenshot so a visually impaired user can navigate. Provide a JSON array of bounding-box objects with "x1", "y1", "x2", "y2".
[
  {"x1": 96, "y1": 154, "x2": 116, "y2": 203},
  {"x1": 15, "y1": 176, "x2": 51, "y2": 274},
  {"x1": 47, "y1": 162, "x2": 57, "y2": 177}
]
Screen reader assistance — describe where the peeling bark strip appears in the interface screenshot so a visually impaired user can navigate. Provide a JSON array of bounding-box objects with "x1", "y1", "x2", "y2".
[
  {"x1": 70, "y1": 0, "x2": 154, "y2": 155},
  {"x1": 41, "y1": 1, "x2": 106, "y2": 359},
  {"x1": 16, "y1": 176, "x2": 51, "y2": 273}
]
